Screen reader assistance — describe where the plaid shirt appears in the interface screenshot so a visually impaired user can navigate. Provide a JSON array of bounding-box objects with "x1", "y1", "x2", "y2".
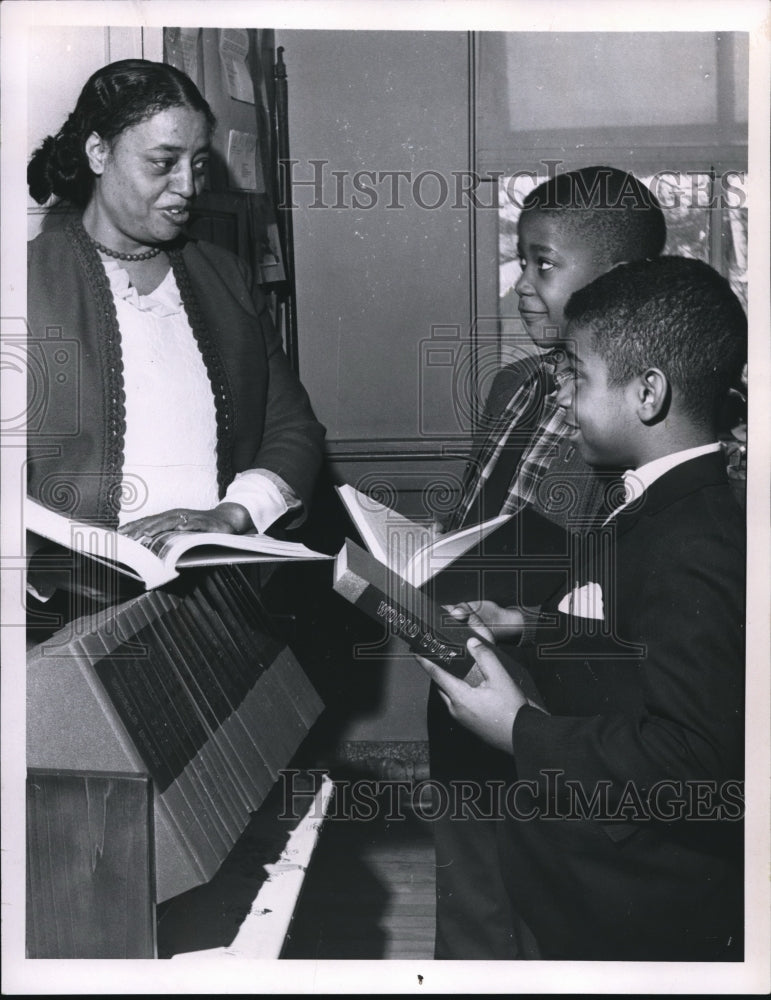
[{"x1": 446, "y1": 353, "x2": 569, "y2": 532}]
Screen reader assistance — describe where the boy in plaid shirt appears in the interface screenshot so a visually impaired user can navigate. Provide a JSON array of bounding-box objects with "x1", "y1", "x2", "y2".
[{"x1": 428, "y1": 166, "x2": 667, "y2": 960}]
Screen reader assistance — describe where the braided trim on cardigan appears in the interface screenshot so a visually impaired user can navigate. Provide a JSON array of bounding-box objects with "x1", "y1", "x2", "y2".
[
  {"x1": 67, "y1": 217, "x2": 126, "y2": 526},
  {"x1": 168, "y1": 247, "x2": 235, "y2": 497}
]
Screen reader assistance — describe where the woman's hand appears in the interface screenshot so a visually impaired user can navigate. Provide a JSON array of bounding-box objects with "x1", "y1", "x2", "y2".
[
  {"x1": 445, "y1": 600, "x2": 525, "y2": 643},
  {"x1": 118, "y1": 502, "x2": 254, "y2": 543},
  {"x1": 416, "y1": 638, "x2": 530, "y2": 754}
]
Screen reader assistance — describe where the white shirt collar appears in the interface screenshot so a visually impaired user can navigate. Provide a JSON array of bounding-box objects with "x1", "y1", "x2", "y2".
[
  {"x1": 621, "y1": 442, "x2": 722, "y2": 504},
  {"x1": 603, "y1": 442, "x2": 722, "y2": 524}
]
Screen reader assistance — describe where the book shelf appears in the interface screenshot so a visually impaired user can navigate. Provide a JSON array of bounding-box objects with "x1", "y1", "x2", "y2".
[{"x1": 26, "y1": 565, "x2": 324, "y2": 958}]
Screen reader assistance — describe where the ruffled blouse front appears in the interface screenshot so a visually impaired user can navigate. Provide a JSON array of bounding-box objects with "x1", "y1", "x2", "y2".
[{"x1": 104, "y1": 260, "x2": 221, "y2": 525}]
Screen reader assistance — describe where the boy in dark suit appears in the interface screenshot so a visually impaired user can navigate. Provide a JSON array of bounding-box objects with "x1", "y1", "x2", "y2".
[
  {"x1": 428, "y1": 166, "x2": 667, "y2": 960},
  {"x1": 419, "y1": 256, "x2": 747, "y2": 960}
]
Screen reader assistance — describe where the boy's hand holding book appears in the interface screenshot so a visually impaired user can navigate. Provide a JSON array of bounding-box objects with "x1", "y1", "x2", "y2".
[
  {"x1": 415, "y1": 637, "x2": 545, "y2": 755},
  {"x1": 445, "y1": 601, "x2": 525, "y2": 643}
]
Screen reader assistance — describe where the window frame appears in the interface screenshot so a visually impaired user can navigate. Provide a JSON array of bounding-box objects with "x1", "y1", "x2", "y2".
[{"x1": 469, "y1": 31, "x2": 749, "y2": 428}]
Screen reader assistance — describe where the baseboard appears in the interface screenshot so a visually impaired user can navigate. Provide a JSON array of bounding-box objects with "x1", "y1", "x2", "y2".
[{"x1": 328, "y1": 740, "x2": 430, "y2": 782}]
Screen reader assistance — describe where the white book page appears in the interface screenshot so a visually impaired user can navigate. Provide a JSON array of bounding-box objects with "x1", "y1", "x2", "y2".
[
  {"x1": 146, "y1": 529, "x2": 331, "y2": 565},
  {"x1": 404, "y1": 512, "x2": 512, "y2": 587},
  {"x1": 336, "y1": 484, "x2": 432, "y2": 573},
  {"x1": 25, "y1": 497, "x2": 169, "y2": 586},
  {"x1": 337, "y1": 484, "x2": 512, "y2": 587}
]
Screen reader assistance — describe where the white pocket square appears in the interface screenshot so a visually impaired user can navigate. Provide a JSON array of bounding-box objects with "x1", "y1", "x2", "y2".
[{"x1": 558, "y1": 581, "x2": 605, "y2": 620}]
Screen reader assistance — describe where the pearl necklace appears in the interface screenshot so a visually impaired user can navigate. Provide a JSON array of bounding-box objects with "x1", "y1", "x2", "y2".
[{"x1": 90, "y1": 237, "x2": 164, "y2": 262}]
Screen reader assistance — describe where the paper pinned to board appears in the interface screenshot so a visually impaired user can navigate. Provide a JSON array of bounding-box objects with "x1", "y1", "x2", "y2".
[
  {"x1": 257, "y1": 222, "x2": 285, "y2": 284},
  {"x1": 226, "y1": 129, "x2": 264, "y2": 192},
  {"x1": 219, "y1": 28, "x2": 254, "y2": 104},
  {"x1": 165, "y1": 27, "x2": 202, "y2": 84}
]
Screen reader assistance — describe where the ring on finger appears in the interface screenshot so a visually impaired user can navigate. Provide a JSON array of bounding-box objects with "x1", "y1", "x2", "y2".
[{"x1": 178, "y1": 511, "x2": 189, "y2": 527}]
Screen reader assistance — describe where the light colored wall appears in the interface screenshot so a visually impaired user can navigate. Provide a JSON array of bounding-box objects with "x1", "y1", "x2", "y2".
[{"x1": 27, "y1": 26, "x2": 162, "y2": 240}]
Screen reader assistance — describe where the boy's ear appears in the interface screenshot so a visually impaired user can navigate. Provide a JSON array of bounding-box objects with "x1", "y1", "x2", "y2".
[
  {"x1": 634, "y1": 367, "x2": 670, "y2": 424},
  {"x1": 84, "y1": 132, "x2": 109, "y2": 175}
]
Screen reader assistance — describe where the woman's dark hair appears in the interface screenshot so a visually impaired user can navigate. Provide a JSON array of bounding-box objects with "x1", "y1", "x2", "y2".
[{"x1": 27, "y1": 59, "x2": 216, "y2": 208}]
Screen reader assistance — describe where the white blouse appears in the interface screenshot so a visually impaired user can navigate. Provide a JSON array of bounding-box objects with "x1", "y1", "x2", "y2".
[{"x1": 105, "y1": 260, "x2": 291, "y2": 531}]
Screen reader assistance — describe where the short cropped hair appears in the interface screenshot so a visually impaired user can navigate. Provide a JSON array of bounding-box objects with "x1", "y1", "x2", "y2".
[
  {"x1": 522, "y1": 166, "x2": 667, "y2": 266},
  {"x1": 565, "y1": 256, "x2": 747, "y2": 425}
]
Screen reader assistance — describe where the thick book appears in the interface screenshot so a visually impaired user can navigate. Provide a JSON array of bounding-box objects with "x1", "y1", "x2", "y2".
[
  {"x1": 335, "y1": 483, "x2": 511, "y2": 588},
  {"x1": 333, "y1": 537, "x2": 545, "y2": 707},
  {"x1": 26, "y1": 497, "x2": 333, "y2": 591}
]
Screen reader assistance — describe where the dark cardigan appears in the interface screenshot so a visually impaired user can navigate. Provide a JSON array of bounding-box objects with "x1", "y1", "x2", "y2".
[{"x1": 27, "y1": 219, "x2": 325, "y2": 527}]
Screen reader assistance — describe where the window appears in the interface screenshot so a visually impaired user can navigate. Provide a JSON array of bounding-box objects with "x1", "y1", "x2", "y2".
[
  {"x1": 470, "y1": 31, "x2": 748, "y2": 484},
  {"x1": 471, "y1": 31, "x2": 749, "y2": 369}
]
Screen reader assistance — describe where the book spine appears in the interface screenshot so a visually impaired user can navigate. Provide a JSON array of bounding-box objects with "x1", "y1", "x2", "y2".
[
  {"x1": 149, "y1": 589, "x2": 255, "y2": 812},
  {"x1": 152, "y1": 591, "x2": 235, "y2": 727},
  {"x1": 212, "y1": 567, "x2": 321, "y2": 733},
  {"x1": 338, "y1": 541, "x2": 548, "y2": 706},
  {"x1": 269, "y1": 646, "x2": 325, "y2": 731},
  {"x1": 194, "y1": 578, "x2": 266, "y2": 707},
  {"x1": 92, "y1": 609, "x2": 231, "y2": 864},
  {"x1": 347, "y1": 576, "x2": 484, "y2": 684},
  {"x1": 75, "y1": 625, "x2": 223, "y2": 878},
  {"x1": 126, "y1": 595, "x2": 250, "y2": 842},
  {"x1": 171, "y1": 594, "x2": 275, "y2": 810},
  {"x1": 198, "y1": 572, "x2": 302, "y2": 766},
  {"x1": 218, "y1": 565, "x2": 285, "y2": 660},
  {"x1": 182, "y1": 586, "x2": 284, "y2": 794}
]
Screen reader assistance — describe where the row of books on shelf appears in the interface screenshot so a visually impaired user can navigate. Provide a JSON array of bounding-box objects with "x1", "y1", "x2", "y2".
[{"x1": 27, "y1": 565, "x2": 323, "y2": 902}]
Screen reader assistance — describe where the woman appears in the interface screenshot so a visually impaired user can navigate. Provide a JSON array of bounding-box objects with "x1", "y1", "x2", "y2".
[{"x1": 27, "y1": 58, "x2": 324, "y2": 547}]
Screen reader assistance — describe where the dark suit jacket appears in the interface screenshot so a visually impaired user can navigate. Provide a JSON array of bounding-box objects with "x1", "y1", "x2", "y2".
[{"x1": 501, "y1": 451, "x2": 745, "y2": 960}]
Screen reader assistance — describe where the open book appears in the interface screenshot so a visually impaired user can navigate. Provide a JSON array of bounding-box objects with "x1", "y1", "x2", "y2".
[
  {"x1": 26, "y1": 497, "x2": 333, "y2": 591},
  {"x1": 336, "y1": 483, "x2": 511, "y2": 588}
]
